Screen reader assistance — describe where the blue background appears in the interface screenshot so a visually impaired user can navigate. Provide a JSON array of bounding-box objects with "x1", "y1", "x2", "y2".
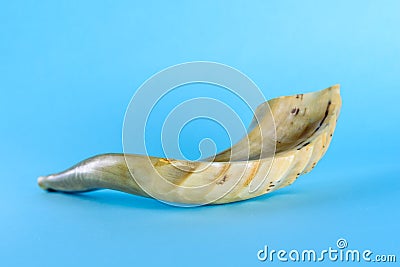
[{"x1": 1, "y1": 1, "x2": 399, "y2": 266}]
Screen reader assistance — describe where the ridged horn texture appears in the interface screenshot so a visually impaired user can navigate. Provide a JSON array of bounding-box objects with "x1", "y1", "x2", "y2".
[{"x1": 38, "y1": 85, "x2": 341, "y2": 205}]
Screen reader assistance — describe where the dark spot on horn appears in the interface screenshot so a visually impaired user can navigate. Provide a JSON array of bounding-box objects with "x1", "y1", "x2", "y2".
[
  {"x1": 311, "y1": 100, "x2": 332, "y2": 135},
  {"x1": 297, "y1": 141, "x2": 311, "y2": 150},
  {"x1": 217, "y1": 175, "x2": 227, "y2": 185},
  {"x1": 291, "y1": 107, "x2": 300, "y2": 115}
]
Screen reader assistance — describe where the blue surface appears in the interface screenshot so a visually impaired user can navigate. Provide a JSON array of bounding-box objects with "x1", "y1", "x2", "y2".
[{"x1": 1, "y1": 1, "x2": 399, "y2": 266}]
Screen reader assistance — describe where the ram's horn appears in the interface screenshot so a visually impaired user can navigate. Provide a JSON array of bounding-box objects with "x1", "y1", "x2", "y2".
[{"x1": 38, "y1": 85, "x2": 341, "y2": 205}]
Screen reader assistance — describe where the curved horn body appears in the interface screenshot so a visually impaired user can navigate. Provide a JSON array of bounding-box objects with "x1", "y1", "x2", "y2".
[{"x1": 38, "y1": 85, "x2": 341, "y2": 205}]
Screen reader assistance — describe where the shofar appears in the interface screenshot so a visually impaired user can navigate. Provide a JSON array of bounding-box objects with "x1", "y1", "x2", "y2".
[{"x1": 38, "y1": 85, "x2": 341, "y2": 205}]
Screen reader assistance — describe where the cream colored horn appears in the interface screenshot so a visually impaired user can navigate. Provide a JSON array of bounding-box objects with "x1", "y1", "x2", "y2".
[{"x1": 38, "y1": 85, "x2": 341, "y2": 205}]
